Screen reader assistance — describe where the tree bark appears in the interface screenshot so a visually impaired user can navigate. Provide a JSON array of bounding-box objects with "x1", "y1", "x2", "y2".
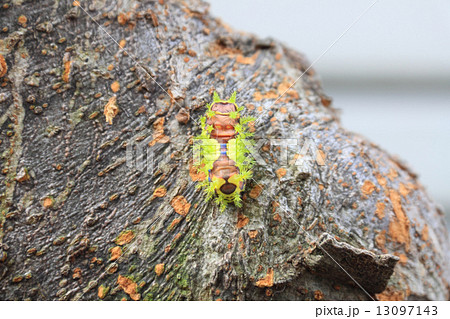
[{"x1": 0, "y1": 0, "x2": 448, "y2": 300}]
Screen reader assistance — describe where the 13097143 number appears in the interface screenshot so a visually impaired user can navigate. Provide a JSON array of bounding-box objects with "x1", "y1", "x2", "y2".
[{"x1": 376, "y1": 305, "x2": 438, "y2": 316}]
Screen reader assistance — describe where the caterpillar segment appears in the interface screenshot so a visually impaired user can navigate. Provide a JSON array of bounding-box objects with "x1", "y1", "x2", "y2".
[{"x1": 194, "y1": 92, "x2": 255, "y2": 211}]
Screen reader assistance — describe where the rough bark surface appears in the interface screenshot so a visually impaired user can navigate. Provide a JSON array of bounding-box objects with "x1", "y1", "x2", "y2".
[{"x1": 0, "y1": 0, "x2": 448, "y2": 301}]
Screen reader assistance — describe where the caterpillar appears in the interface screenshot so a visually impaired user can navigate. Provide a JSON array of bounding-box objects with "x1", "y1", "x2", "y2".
[{"x1": 194, "y1": 91, "x2": 255, "y2": 211}]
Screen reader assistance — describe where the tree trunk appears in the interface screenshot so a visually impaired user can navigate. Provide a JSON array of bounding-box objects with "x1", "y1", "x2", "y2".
[{"x1": 0, "y1": 0, "x2": 448, "y2": 301}]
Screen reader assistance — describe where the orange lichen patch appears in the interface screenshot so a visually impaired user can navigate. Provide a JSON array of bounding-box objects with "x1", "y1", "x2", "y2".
[
  {"x1": 143, "y1": 8, "x2": 159, "y2": 26},
  {"x1": 399, "y1": 183, "x2": 410, "y2": 198},
  {"x1": 153, "y1": 186, "x2": 167, "y2": 198},
  {"x1": 207, "y1": 40, "x2": 241, "y2": 58},
  {"x1": 236, "y1": 212, "x2": 249, "y2": 228},
  {"x1": 253, "y1": 90, "x2": 278, "y2": 101},
  {"x1": 361, "y1": 180, "x2": 376, "y2": 196},
  {"x1": 276, "y1": 168, "x2": 286, "y2": 180},
  {"x1": 189, "y1": 163, "x2": 206, "y2": 182},
  {"x1": 107, "y1": 64, "x2": 114, "y2": 71},
  {"x1": 115, "y1": 230, "x2": 135, "y2": 245},
  {"x1": 168, "y1": 218, "x2": 182, "y2": 232},
  {"x1": 73, "y1": 0, "x2": 80, "y2": 6},
  {"x1": 173, "y1": 233, "x2": 182, "y2": 243},
  {"x1": 98, "y1": 285, "x2": 109, "y2": 299},
  {"x1": 277, "y1": 80, "x2": 299, "y2": 99},
  {"x1": 207, "y1": 40, "x2": 258, "y2": 65},
  {"x1": 170, "y1": 196, "x2": 191, "y2": 216},
  {"x1": 407, "y1": 182, "x2": 417, "y2": 191},
  {"x1": 110, "y1": 246, "x2": 122, "y2": 261},
  {"x1": 15, "y1": 167, "x2": 30, "y2": 182},
  {"x1": 42, "y1": 196, "x2": 54, "y2": 209},
  {"x1": 236, "y1": 52, "x2": 259, "y2": 65},
  {"x1": 155, "y1": 263, "x2": 165, "y2": 276},
  {"x1": 117, "y1": 275, "x2": 140, "y2": 301},
  {"x1": 279, "y1": 107, "x2": 287, "y2": 114},
  {"x1": 316, "y1": 150, "x2": 326, "y2": 165},
  {"x1": 421, "y1": 224, "x2": 429, "y2": 242},
  {"x1": 375, "y1": 201, "x2": 386, "y2": 220},
  {"x1": 249, "y1": 184, "x2": 263, "y2": 199},
  {"x1": 107, "y1": 264, "x2": 118, "y2": 274},
  {"x1": 104, "y1": 96, "x2": 119, "y2": 124},
  {"x1": 398, "y1": 253, "x2": 408, "y2": 265},
  {"x1": 388, "y1": 189, "x2": 411, "y2": 251},
  {"x1": 248, "y1": 230, "x2": 258, "y2": 238},
  {"x1": 149, "y1": 117, "x2": 170, "y2": 146},
  {"x1": 119, "y1": 39, "x2": 126, "y2": 49},
  {"x1": 275, "y1": 52, "x2": 282, "y2": 61},
  {"x1": 136, "y1": 105, "x2": 146, "y2": 115},
  {"x1": 314, "y1": 290, "x2": 324, "y2": 301},
  {"x1": 117, "y1": 13, "x2": 129, "y2": 25},
  {"x1": 18, "y1": 15, "x2": 27, "y2": 27},
  {"x1": 111, "y1": 81, "x2": 120, "y2": 93},
  {"x1": 271, "y1": 201, "x2": 279, "y2": 213},
  {"x1": 72, "y1": 268, "x2": 82, "y2": 280},
  {"x1": 12, "y1": 276, "x2": 23, "y2": 283},
  {"x1": 376, "y1": 286, "x2": 405, "y2": 301},
  {"x1": 176, "y1": 107, "x2": 190, "y2": 124},
  {"x1": 375, "y1": 230, "x2": 386, "y2": 250},
  {"x1": 62, "y1": 60, "x2": 72, "y2": 83},
  {"x1": 374, "y1": 172, "x2": 387, "y2": 189},
  {"x1": 273, "y1": 213, "x2": 282, "y2": 223},
  {"x1": 0, "y1": 54, "x2": 8, "y2": 78},
  {"x1": 321, "y1": 96, "x2": 332, "y2": 107},
  {"x1": 148, "y1": 133, "x2": 170, "y2": 146},
  {"x1": 255, "y1": 268, "x2": 274, "y2": 288},
  {"x1": 387, "y1": 168, "x2": 398, "y2": 181}
]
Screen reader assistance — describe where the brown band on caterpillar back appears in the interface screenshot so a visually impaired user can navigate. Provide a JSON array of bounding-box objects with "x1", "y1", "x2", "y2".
[
  {"x1": 207, "y1": 103, "x2": 239, "y2": 143},
  {"x1": 210, "y1": 155, "x2": 239, "y2": 181}
]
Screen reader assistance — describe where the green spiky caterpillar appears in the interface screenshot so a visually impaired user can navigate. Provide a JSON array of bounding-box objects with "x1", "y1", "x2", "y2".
[{"x1": 193, "y1": 91, "x2": 255, "y2": 211}]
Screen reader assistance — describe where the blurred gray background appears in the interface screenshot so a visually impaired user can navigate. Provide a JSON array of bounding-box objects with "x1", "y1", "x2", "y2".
[{"x1": 208, "y1": 0, "x2": 450, "y2": 227}]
